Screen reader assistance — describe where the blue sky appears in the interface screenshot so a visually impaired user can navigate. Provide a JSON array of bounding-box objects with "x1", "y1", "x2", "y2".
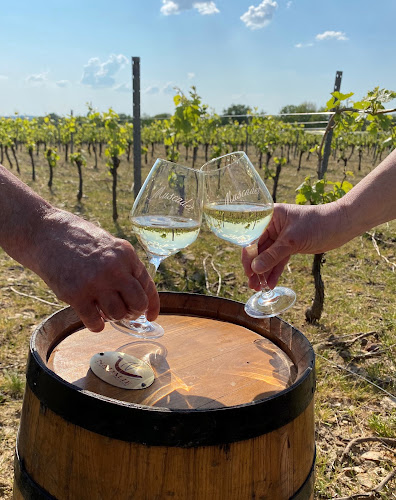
[{"x1": 1, "y1": 0, "x2": 396, "y2": 118}]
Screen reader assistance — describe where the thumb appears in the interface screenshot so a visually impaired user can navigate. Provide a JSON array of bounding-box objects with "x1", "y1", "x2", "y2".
[{"x1": 251, "y1": 241, "x2": 291, "y2": 275}]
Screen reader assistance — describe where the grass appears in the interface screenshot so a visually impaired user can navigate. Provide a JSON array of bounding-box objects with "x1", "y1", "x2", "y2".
[
  {"x1": 0, "y1": 372, "x2": 25, "y2": 400},
  {"x1": 368, "y1": 414, "x2": 396, "y2": 438},
  {"x1": 0, "y1": 144, "x2": 395, "y2": 499}
]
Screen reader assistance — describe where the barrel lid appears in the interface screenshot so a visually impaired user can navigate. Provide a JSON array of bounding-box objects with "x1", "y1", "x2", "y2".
[{"x1": 47, "y1": 314, "x2": 296, "y2": 409}]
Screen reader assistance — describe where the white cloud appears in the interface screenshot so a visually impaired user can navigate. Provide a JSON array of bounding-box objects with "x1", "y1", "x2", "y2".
[
  {"x1": 295, "y1": 42, "x2": 314, "y2": 48},
  {"x1": 144, "y1": 85, "x2": 161, "y2": 95},
  {"x1": 286, "y1": 1, "x2": 292, "y2": 7},
  {"x1": 26, "y1": 72, "x2": 48, "y2": 85},
  {"x1": 295, "y1": 30, "x2": 347, "y2": 49},
  {"x1": 161, "y1": 1, "x2": 179, "y2": 15},
  {"x1": 241, "y1": 0, "x2": 278, "y2": 30},
  {"x1": 187, "y1": 72, "x2": 195, "y2": 79},
  {"x1": 194, "y1": 2, "x2": 219, "y2": 14},
  {"x1": 0, "y1": 75, "x2": 8, "y2": 80},
  {"x1": 163, "y1": 83, "x2": 177, "y2": 95},
  {"x1": 114, "y1": 83, "x2": 132, "y2": 93},
  {"x1": 316, "y1": 30, "x2": 348, "y2": 41},
  {"x1": 56, "y1": 80, "x2": 69, "y2": 87},
  {"x1": 143, "y1": 83, "x2": 179, "y2": 95},
  {"x1": 161, "y1": 0, "x2": 219, "y2": 16},
  {"x1": 81, "y1": 54, "x2": 128, "y2": 88}
]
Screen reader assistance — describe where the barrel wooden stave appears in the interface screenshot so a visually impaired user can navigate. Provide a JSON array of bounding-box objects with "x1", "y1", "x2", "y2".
[{"x1": 16, "y1": 385, "x2": 314, "y2": 499}]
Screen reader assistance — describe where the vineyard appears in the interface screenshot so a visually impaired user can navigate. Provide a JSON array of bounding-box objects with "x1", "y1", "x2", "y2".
[
  {"x1": 0, "y1": 86, "x2": 395, "y2": 499},
  {"x1": 1, "y1": 87, "x2": 396, "y2": 203}
]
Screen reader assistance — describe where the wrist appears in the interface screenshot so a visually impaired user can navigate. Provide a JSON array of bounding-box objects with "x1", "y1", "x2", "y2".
[{"x1": 313, "y1": 201, "x2": 355, "y2": 252}]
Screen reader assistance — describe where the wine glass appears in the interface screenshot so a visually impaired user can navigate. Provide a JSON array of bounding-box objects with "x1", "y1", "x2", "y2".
[
  {"x1": 111, "y1": 158, "x2": 203, "y2": 338},
  {"x1": 200, "y1": 151, "x2": 296, "y2": 318}
]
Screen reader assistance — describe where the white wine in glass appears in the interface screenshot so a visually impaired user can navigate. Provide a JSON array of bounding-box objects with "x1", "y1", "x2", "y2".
[
  {"x1": 112, "y1": 158, "x2": 203, "y2": 338},
  {"x1": 201, "y1": 151, "x2": 296, "y2": 318}
]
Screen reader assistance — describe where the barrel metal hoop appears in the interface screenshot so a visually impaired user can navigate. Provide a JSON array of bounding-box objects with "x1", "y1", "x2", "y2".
[
  {"x1": 26, "y1": 350, "x2": 315, "y2": 447},
  {"x1": 14, "y1": 449, "x2": 56, "y2": 500},
  {"x1": 14, "y1": 446, "x2": 316, "y2": 500},
  {"x1": 290, "y1": 447, "x2": 316, "y2": 500}
]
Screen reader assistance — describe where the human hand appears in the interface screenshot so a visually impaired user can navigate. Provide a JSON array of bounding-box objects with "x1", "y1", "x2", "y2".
[
  {"x1": 33, "y1": 209, "x2": 160, "y2": 332},
  {"x1": 241, "y1": 203, "x2": 342, "y2": 290}
]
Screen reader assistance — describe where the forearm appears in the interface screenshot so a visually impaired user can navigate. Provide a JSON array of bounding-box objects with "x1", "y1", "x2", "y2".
[
  {"x1": 0, "y1": 165, "x2": 54, "y2": 271},
  {"x1": 247, "y1": 149, "x2": 396, "y2": 285},
  {"x1": 337, "y1": 148, "x2": 396, "y2": 240},
  {"x1": 0, "y1": 165, "x2": 160, "y2": 331}
]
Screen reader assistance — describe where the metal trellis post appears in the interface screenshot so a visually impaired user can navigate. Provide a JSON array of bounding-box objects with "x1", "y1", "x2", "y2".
[
  {"x1": 132, "y1": 57, "x2": 142, "y2": 197},
  {"x1": 319, "y1": 70, "x2": 343, "y2": 179}
]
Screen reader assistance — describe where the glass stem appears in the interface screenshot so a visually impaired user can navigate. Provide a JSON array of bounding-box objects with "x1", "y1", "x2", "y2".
[
  {"x1": 138, "y1": 253, "x2": 164, "y2": 321},
  {"x1": 253, "y1": 241, "x2": 274, "y2": 301},
  {"x1": 133, "y1": 314, "x2": 152, "y2": 326},
  {"x1": 257, "y1": 273, "x2": 275, "y2": 300}
]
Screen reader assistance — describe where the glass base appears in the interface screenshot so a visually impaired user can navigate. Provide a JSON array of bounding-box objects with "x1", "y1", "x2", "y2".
[
  {"x1": 244, "y1": 286, "x2": 296, "y2": 319},
  {"x1": 111, "y1": 315, "x2": 164, "y2": 339}
]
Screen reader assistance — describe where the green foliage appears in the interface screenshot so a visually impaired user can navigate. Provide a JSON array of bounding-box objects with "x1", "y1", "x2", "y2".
[
  {"x1": 26, "y1": 140, "x2": 35, "y2": 154},
  {"x1": 173, "y1": 86, "x2": 204, "y2": 135},
  {"x1": 279, "y1": 101, "x2": 327, "y2": 127},
  {"x1": 70, "y1": 150, "x2": 87, "y2": 166},
  {"x1": 296, "y1": 172, "x2": 354, "y2": 205},
  {"x1": 314, "y1": 86, "x2": 396, "y2": 174},
  {"x1": 325, "y1": 91, "x2": 354, "y2": 110},
  {"x1": 41, "y1": 116, "x2": 58, "y2": 144},
  {"x1": 273, "y1": 156, "x2": 287, "y2": 167},
  {"x1": 103, "y1": 108, "x2": 128, "y2": 163},
  {"x1": 164, "y1": 86, "x2": 206, "y2": 162},
  {"x1": 326, "y1": 87, "x2": 396, "y2": 134},
  {"x1": 250, "y1": 115, "x2": 283, "y2": 156},
  {"x1": 45, "y1": 148, "x2": 59, "y2": 167},
  {"x1": 221, "y1": 104, "x2": 252, "y2": 124},
  {"x1": 58, "y1": 115, "x2": 76, "y2": 146}
]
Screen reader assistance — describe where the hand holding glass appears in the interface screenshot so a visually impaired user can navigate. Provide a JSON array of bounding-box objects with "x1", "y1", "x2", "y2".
[
  {"x1": 201, "y1": 151, "x2": 296, "y2": 318},
  {"x1": 111, "y1": 159, "x2": 203, "y2": 338}
]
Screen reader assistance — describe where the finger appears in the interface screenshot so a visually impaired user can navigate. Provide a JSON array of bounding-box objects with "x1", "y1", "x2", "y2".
[
  {"x1": 242, "y1": 235, "x2": 276, "y2": 278},
  {"x1": 248, "y1": 274, "x2": 261, "y2": 291},
  {"x1": 251, "y1": 242, "x2": 291, "y2": 275},
  {"x1": 145, "y1": 286, "x2": 160, "y2": 321},
  {"x1": 130, "y1": 263, "x2": 160, "y2": 321},
  {"x1": 257, "y1": 228, "x2": 272, "y2": 249},
  {"x1": 266, "y1": 256, "x2": 290, "y2": 289},
  {"x1": 96, "y1": 292, "x2": 129, "y2": 321},
  {"x1": 73, "y1": 302, "x2": 106, "y2": 332},
  {"x1": 257, "y1": 235, "x2": 275, "y2": 254},
  {"x1": 123, "y1": 310, "x2": 145, "y2": 321},
  {"x1": 241, "y1": 245, "x2": 258, "y2": 277},
  {"x1": 122, "y1": 280, "x2": 150, "y2": 316}
]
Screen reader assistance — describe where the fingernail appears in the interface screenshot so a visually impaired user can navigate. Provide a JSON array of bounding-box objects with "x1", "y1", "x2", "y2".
[{"x1": 252, "y1": 259, "x2": 265, "y2": 274}]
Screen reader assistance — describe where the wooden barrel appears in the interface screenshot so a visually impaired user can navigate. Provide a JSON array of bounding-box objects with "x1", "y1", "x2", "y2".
[{"x1": 13, "y1": 292, "x2": 315, "y2": 500}]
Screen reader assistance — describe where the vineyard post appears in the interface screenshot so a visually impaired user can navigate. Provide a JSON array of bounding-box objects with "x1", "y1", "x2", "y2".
[
  {"x1": 245, "y1": 115, "x2": 250, "y2": 155},
  {"x1": 132, "y1": 56, "x2": 142, "y2": 198},
  {"x1": 319, "y1": 70, "x2": 343, "y2": 179}
]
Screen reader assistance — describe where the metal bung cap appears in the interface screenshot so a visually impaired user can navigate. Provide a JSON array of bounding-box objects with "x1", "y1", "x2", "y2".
[{"x1": 90, "y1": 351, "x2": 154, "y2": 390}]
